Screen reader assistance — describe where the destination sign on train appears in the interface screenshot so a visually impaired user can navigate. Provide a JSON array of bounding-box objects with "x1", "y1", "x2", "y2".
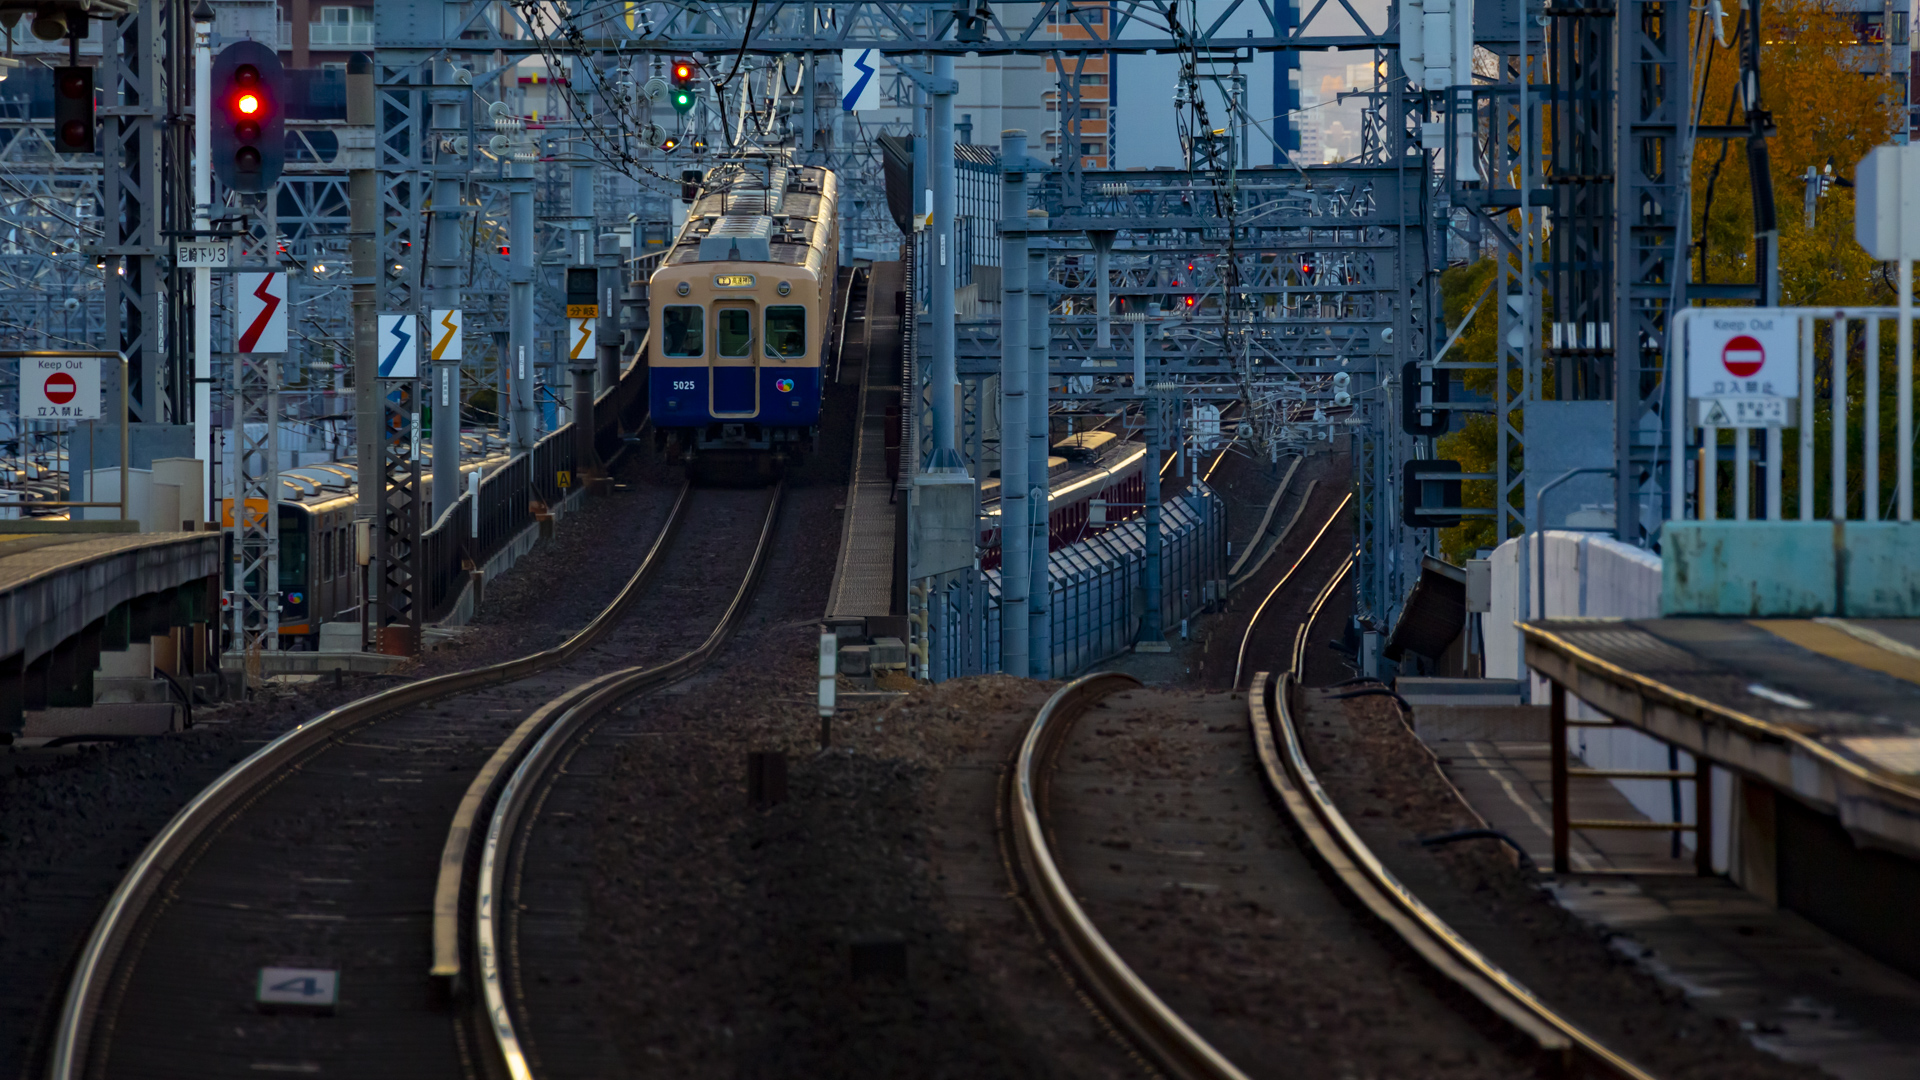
[{"x1": 713, "y1": 274, "x2": 755, "y2": 287}]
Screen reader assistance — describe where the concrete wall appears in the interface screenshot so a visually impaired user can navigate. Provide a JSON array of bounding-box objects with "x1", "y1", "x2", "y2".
[{"x1": 1487, "y1": 531, "x2": 1732, "y2": 871}]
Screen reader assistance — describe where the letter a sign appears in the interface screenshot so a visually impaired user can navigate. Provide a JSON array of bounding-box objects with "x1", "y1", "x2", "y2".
[{"x1": 235, "y1": 272, "x2": 288, "y2": 354}]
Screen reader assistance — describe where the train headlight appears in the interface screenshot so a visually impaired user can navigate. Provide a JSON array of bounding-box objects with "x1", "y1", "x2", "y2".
[
  {"x1": 777, "y1": 280, "x2": 791, "y2": 296},
  {"x1": 676, "y1": 281, "x2": 691, "y2": 296}
]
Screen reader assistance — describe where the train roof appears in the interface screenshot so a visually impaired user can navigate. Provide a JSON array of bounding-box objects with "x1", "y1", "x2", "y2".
[
  {"x1": 277, "y1": 434, "x2": 512, "y2": 510},
  {"x1": 664, "y1": 153, "x2": 836, "y2": 272}
]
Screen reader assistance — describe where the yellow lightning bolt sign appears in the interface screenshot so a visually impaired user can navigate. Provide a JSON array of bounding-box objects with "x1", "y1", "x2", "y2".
[
  {"x1": 624, "y1": 2, "x2": 637, "y2": 28},
  {"x1": 429, "y1": 309, "x2": 462, "y2": 361},
  {"x1": 570, "y1": 318, "x2": 595, "y2": 360}
]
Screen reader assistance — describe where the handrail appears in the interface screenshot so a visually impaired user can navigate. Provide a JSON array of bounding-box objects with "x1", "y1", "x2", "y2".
[{"x1": 1008, "y1": 671, "x2": 1253, "y2": 1080}]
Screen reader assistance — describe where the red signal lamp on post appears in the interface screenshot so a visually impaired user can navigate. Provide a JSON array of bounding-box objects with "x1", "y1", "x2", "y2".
[{"x1": 211, "y1": 41, "x2": 286, "y2": 193}]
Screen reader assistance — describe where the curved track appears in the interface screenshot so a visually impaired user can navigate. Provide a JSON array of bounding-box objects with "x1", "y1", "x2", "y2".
[
  {"x1": 472, "y1": 484, "x2": 783, "y2": 1080},
  {"x1": 1231, "y1": 490, "x2": 1352, "y2": 688},
  {"x1": 48, "y1": 481, "x2": 782, "y2": 1080},
  {"x1": 1008, "y1": 549, "x2": 1660, "y2": 1079}
]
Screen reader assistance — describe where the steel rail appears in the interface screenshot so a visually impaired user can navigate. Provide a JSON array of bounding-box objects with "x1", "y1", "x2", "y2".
[
  {"x1": 47, "y1": 481, "x2": 695, "y2": 1080},
  {"x1": 426, "y1": 481, "x2": 694, "y2": 990},
  {"x1": 1007, "y1": 671, "x2": 1254, "y2": 1080},
  {"x1": 1251, "y1": 558, "x2": 1661, "y2": 1080},
  {"x1": 478, "y1": 482, "x2": 785, "y2": 1080},
  {"x1": 1232, "y1": 490, "x2": 1353, "y2": 688}
]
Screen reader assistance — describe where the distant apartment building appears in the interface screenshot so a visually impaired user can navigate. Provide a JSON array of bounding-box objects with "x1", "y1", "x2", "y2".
[{"x1": 1040, "y1": 3, "x2": 1113, "y2": 168}]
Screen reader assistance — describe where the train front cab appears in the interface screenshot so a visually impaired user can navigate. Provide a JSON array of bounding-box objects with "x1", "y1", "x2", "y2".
[{"x1": 649, "y1": 268, "x2": 823, "y2": 454}]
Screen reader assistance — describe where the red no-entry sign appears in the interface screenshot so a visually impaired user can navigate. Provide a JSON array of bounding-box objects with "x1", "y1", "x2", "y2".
[
  {"x1": 1722, "y1": 335, "x2": 1765, "y2": 378},
  {"x1": 43, "y1": 372, "x2": 76, "y2": 405}
]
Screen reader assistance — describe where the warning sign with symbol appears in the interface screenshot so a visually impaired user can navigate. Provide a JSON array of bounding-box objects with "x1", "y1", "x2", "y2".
[
  {"x1": 21, "y1": 356, "x2": 101, "y2": 420},
  {"x1": 1685, "y1": 308, "x2": 1798, "y2": 401}
]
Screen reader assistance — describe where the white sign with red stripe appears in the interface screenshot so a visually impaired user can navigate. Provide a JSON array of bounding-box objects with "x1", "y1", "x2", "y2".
[
  {"x1": 1685, "y1": 308, "x2": 1797, "y2": 426},
  {"x1": 21, "y1": 356, "x2": 101, "y2": 420},
  {"x1": 235, "y1": 271, "x2": 288, "y2": 354}
]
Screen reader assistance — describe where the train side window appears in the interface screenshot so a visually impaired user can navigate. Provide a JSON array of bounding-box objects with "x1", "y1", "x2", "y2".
[
  {"x1": 320, "y1": 529, "x2": 333, "y2": 580},
  {"x1": 765, "y1": 306, "x2": 806, "y2": 358},
  {"x1": 339, "y1": 527, "x2": 349, "y2": 577},
  {"x1": 716, "y1": 308, "x2": 752, "y2": 358},
  {"x1": 279, "y1": 525, "x2": 309, "y2": 593},
  {"x1": 662, "y1": 305, "x2": 704, "y2": 357}
]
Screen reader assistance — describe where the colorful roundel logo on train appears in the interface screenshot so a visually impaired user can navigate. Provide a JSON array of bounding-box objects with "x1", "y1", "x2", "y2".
[{"x1": 775, "y1": 378, "x2": 795, "y2": 393}]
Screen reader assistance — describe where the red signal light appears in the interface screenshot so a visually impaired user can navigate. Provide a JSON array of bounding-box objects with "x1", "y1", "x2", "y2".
[
  {"x1": 1183, "y1": 295, "x2": 1196, "y2": 308},
  {"x1": 237, "y1": 93, "x2": 261, "y2": 115},
  {"x1": 673, "y1": 62, "x2": 693, "y2": 81}
]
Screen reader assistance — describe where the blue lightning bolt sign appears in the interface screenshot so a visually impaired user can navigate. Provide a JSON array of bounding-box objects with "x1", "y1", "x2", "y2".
[
  {"x1": 378, "y1": 314, "x2": 419, "y2": 379},
  {"x1": 841, "y1": 48, "x2": 879, "y2": 111}
]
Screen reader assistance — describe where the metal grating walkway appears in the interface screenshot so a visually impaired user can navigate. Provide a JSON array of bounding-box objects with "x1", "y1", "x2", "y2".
[{"x1": 825, "y1": 261, "x2": 903, "y2": 622}]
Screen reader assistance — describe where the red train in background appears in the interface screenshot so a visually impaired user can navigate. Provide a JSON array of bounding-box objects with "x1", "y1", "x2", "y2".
[{"x1": 980, "y1": 430, "x2": 1147, "y2": 572}]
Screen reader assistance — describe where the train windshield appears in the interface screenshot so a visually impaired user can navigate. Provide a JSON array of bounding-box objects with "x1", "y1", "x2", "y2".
[
  {"x1": 716, "y1": 307, "x2": 753, "y2": 358},
  {"x1": 765, "y1": 306, "x2": 806, "y2": 358},
  {"x1": 662, "y1": 305, "x2": 704, "y2": 357}
]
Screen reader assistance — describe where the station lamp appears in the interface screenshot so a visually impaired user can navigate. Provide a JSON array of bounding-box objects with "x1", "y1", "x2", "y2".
[{"x1": 211, "y1": 41, "x2": 287, "y2": 193}]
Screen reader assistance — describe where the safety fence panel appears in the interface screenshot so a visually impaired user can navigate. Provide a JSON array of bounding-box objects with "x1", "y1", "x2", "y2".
[{"x1": 935, "y1": 487, "x2": 1225, "y2": 679}]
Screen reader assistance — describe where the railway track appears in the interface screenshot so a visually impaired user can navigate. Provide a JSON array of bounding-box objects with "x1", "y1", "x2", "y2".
[
  {"x1": 48, "y1": 481, "x2": 782, "y2": 1080},
  {"x1": 1232, "y1": 490, "x2": 1352, "y2": 688},
  {"x1": 1007, "y1": 550, "x2": 1660, "y2": 1079},
  {"x1": 470, "y1": 483, "x2": 782, "y2": 1079}
]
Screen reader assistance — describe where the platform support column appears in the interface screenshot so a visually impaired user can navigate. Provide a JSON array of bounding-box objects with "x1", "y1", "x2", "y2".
[
  {"x1": 1550, "y1": 680, "x2": 1570, "y2": 874},
  {"x1": 1695, "y1": 752, "x2": 1714, "y2": 876}
]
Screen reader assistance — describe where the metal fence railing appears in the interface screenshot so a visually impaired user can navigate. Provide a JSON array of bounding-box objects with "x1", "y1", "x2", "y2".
[
  {"x1": 417, "y1": 338, "x2": 649, "y2": 622},
  {"x1": 934, "y1": 486, "x2": 1226, "y2": 678}
]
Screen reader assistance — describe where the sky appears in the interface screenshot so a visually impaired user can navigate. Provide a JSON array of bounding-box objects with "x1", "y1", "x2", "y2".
[{"x1": 1111, "y1": 0, "x2": 1390, "y2": 168}]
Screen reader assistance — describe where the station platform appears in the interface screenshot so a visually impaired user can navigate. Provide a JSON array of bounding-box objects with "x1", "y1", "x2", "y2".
[
  {"x1": 1523, "y1": 618, "x2": 1920, "y2": 860},
  {"x1": 1427, "y1": 726, "x2": 1920, "y2": 1080},
  {"x1": 0, "y1": 522, "x2": 220, "y2": 734},
  {"x1": 825, "y1": 261, "x2": 904, "y2": 638},
  {"x1": 1501, "y1": 615, "x2": 1920, "y2": 1065}
]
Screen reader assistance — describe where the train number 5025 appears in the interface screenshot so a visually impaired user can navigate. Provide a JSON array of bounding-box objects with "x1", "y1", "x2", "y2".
[{"x1": 672, "y1": 380, "x2": 695, "y2": 390}]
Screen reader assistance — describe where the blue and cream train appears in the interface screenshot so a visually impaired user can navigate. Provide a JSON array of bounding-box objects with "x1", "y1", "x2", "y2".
[{"x1": 649, "y1": 153, "x2": 839, "y2": 457}]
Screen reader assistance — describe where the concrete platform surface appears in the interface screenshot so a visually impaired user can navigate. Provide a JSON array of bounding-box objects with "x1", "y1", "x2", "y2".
[
  {"x1": 0, "y1": 530, "x2": 218, "y2": 668},
  {"x1": 1524, "y1": 617, "x2": 1920, "y2": 857},
  {"x1": 1440, "y1": 735, "x2": 1920, "y2": 1080}
]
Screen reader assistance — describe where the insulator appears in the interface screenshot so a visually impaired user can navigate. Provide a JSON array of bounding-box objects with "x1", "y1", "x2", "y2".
[
  {"x1": 488, "y1": 134, "x2": 512, "y2": 155},
  {"x1": 1098, "y1": 182, "x2": 1130, "y2": 197}
]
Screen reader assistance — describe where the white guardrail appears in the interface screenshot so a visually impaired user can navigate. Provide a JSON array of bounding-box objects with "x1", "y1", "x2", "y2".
[{"x1": 1668, "y1": 304, "x2": 1917, "y2": 523}]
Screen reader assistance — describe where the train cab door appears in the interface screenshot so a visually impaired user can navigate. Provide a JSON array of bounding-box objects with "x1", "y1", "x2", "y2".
[{"x1": 710, "y1": 302, "x2": 759, "y2": 417}]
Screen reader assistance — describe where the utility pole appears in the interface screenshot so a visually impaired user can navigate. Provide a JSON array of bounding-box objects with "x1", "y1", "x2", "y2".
[
  {"x1": 509, "y1": 155, "x2": 537, "y2": 451},
  {"x1": 1027, "y1": 222, "x2": 1051, "y2": 676},
  {"x1": 192, "y1": 3, "x2": 213, "y2": 524},
  {"x1": 348, "y1": 54, "x2": 380, "y2": 647},
  {"x1": 997, "y1": 128, "x2": 1030, "y2": 678},
  {"x1": 927, "y1": 52, "x2": 962, "y2": 470},
  {"x1": 428, "y1": 60, "x2": 464, "y2": 518},
  {"x1": 1136, "y1": 309, "x2": 1169, "y2": 652}
]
